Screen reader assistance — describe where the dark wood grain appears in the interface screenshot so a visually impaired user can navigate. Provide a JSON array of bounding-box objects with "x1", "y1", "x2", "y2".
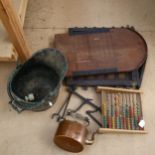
[{"x1": 55, "y1": 28, "x2": 147, "y2": 77}]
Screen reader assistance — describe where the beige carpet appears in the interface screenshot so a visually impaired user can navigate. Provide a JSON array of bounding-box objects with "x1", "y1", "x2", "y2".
[{"x1": 0, "y1": 0, "x2": 155, "y2": 154}]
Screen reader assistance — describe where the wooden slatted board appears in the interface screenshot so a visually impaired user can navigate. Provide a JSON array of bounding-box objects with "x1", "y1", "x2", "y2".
[
  {"x1": 0, "y1": 0, "x2": 29, "y2": 61},
  {"x1": 55, "y1": 28, "x2": 147, "y2": 77}
]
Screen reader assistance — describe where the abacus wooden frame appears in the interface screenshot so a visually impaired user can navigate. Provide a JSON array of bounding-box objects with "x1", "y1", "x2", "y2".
[{"x1": 97, "y1": 86, "x2": 147, "y2": 134}]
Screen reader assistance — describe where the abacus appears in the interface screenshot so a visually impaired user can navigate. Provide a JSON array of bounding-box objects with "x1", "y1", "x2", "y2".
[{"x1": 97, "y1": 87, "x2": 147, "y2": 134}]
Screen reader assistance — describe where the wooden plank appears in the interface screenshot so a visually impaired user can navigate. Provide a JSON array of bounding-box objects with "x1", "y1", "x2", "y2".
[
  {"x1": 18, "y1": 0, "x2": 28, "y2": 26},
  {"x1": 55, "y1": 28, "x2": 147, "y2": 77},
  {"x1": 0, "y1": 0, "x2": 29, "y2": 62},
  {"x1": 97, "y1": 86, "x2": 143, "y2": 93},
  {"x1": 98, "y1": 128, "x2": 147, "y2": 134},
  {"x1": 0, "y1": 0, "x2": 30, "y2": 62},
  {"x1": 0, "y1": 23, "x2": 17, "y2": 61}
]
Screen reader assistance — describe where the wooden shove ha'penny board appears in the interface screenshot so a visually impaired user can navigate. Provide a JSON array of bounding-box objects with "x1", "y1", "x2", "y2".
[{"x1": 55, "y1": 28, "x2": 147, "y2": 77}]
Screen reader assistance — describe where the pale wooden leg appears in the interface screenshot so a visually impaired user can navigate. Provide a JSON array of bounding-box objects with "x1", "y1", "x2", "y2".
[{"x1": 0, "y1": 0, "x2": 30, "y2": 63}]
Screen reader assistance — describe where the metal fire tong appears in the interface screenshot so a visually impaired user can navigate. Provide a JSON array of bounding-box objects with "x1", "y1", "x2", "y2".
[{"x1": 52, "y1": 87, "x2": 102, "y2": 127}]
